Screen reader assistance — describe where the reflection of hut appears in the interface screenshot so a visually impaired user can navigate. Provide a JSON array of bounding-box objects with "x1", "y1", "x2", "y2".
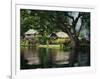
[
  {"x1": 54, "y1": 51, "x2": 69, "y2": 65},
  {"x1": 25, "y1": 29, "x2": 38, "y2": 39}
]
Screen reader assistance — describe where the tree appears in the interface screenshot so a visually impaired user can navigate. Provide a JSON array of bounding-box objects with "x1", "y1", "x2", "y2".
[{"x1": 55, "y1": 12, "x2": 90, "y2": 66}]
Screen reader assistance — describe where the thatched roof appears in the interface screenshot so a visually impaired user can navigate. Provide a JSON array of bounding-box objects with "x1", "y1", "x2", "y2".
[
  {"x1": 56, "y1": 31, "x2": 69, "y2": 38},
  {"x1": 49, "y1": 31, "x2": 69, "y2": 39},
  {"x1": 25, "y1": 29, "x2": 38, "y2": 35}
]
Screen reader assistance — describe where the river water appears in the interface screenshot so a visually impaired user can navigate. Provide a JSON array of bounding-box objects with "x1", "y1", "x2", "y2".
[{"x1": 20, "y1": 46, "x2": 90, "y2": 69}]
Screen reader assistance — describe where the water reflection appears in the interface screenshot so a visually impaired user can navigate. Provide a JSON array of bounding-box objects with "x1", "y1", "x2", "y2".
[
  {"x1": 20, "y1": 46, "x2": 90, "y2": 69},
  {"x1": 21, "y1": 47, "x2": 70, "y2": 69}
]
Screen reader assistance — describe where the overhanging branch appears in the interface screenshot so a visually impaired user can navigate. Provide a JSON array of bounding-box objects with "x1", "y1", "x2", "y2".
[
  {"x1": 77, "y1": 22, "x2": 83, "y2": 37},
  {"x1": 65, "y1": 13, "x2": 74, "y2": 22}
]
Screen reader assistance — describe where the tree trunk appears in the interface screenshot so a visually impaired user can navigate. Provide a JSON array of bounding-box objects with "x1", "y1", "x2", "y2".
[{"x1": 68, "y1": 37, "x2": 80, "y2": 67}]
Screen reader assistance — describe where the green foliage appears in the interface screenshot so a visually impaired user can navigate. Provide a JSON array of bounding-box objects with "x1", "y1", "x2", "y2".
[
  {"x1": 20, "y1": 39, "x2": 29, "y2": 46},
  {"x1": 20, "y1": 9, "x2": 90, "y2": 43}
]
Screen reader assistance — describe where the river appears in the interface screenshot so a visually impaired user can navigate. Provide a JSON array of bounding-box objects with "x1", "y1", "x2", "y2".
[{"x1": 20, "y1": 46, "x2": 90, "y2": 69}]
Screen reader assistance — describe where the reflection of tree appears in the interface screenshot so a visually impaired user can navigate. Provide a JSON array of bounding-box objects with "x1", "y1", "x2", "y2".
[{"x1": 20, "y1": 9, "x2": 90, "y2": 66}]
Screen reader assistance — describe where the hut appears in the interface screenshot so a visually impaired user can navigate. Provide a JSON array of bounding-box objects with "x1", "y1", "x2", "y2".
[
  {"x1": 49, "y1": 32, "x2": 58, "y2": 39},
  {"x1": 49, "y1": 31, "x2": 70, "y2": 44},
  {"x1": 49, "y1": 31, "x2": 69, "y2": 39},
  {"x1": 25, "y1": 29, "x2": 38, "y2": 39},
  {"x1": 24, "y1": 29, "x2": 38, "y2": 46}
]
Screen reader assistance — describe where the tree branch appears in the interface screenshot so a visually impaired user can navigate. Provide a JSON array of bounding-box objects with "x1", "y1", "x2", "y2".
[
  {"x1": 73, "y1": 12, "x2": 83, "y2": 27},
  {"x1": 77, "y1": 20, "x2": 83, "y2": 37},
  {"x1": 65, "y1": 13, "x2": 74, "y2": 22},
  {"x1": 72, "y1": 12, "x2": 83, "y2": 35}
]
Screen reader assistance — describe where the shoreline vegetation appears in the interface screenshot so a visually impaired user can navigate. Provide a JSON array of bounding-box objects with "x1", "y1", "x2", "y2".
[{"x1": 20, "y1": 38, "x2": 89, "y2": 50}]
